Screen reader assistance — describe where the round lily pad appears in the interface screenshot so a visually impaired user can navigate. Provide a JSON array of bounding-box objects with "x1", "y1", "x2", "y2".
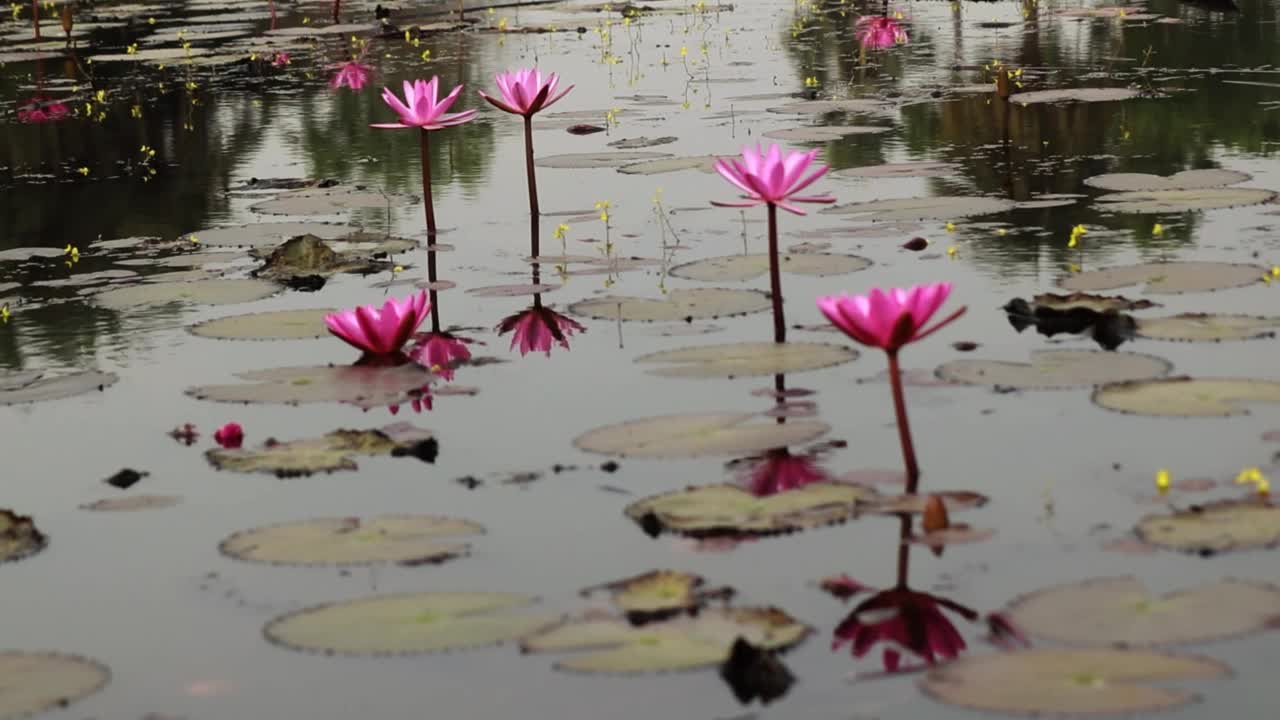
[
  {"x1": 1083, "y1": 169, "x2": 1251, "y2": 192},
  {"x1": 1009, "y1": 87, "x2": 1142, "y2": 104},
  {"x1": 937, "y1": 350, "x2": 1171, "y2": 390},
  {"x1": 1020, "y1": 292, "x2": 1159, "y2": 313},
  {"x1": 1058, "y1": 262, "x2": 1265, "y2": 295},
  {"x1": 634, "y1": 342, "x2": 858, "y2": 379},
  {"x1": 920, "y1": 648, "x2": 1229, "y2": 717},
  {"x1": 535, "y1": 152, "x2": 672, "y2": 169},
  {"x1": 522, "y1": 607, "x2": 811, "y2": 673},
  {"x1": 1134, "y1": 314, "x2": 1280, "y2": 342},
  {"x1": 186, "y1": 365, "x2": 434, "y2": 409},
  {"x1": 250, "y1": 186, "x2": 418, "y2": 215},
  {"x1": 623, "y1": 482, "x2": 876, "y2": 537},
  {"x1": 80, "y1": 495, "x2": 182, "y2": 512},
  {"x1": 766, "y1": 99, "x2": 891, "y2": 114},
  {"x1": 669, "y1": 253, "x2": 870, "y2": 282},
  {"x1": 1135, "y1": 500, "x2": 1280, "y2": 554},
  {"x1": 575, "y1": 413, "x2": 830, "y2": 459},
  {"x1": 1007, "y1": 576, "x2": 1280, "y2": 647},
  {"x1": 607, "y1": 136, "x2": 678, "y2": 149},
  {"x1": 93, "y1": 278, "x2": 281, "y2": 309},
  {"x1": 1092, "y1": 377, "x2": 1280, "y2": 417},
  {"x1": 835, "y1": 161, "x2": 958, "y2": 179},
  {"x1": 582, "y1": 570, "x2": 709, "y2": 620},
  {"x1": 264, "y1": 592, "x2": 557, "y2": 656},
  {"x1": 0, "y1": 370, "x2": 118, "y2": 406},
  {"x1": 90, "y1": 46, "x2": 212, "y2": 62},
  {"x1": 568, "y1": 288, "x2": 771, "y2": 322},
  {"x1": 220, "y1": 515, "x2": 482, "y2": 567},
  {"x1": 761, "y1": 125, "x2": 889, "y2": 142},
  {"x1": 617, "y1": 155, "x2": 726, "y2": 175},
  {"x1": 1096, "y1": 188, "x2": 1277, "y2": 213},
  {"x1": 465, "y1": 284, "x2": 560, "y2": 298},
  {"x1": 820, "y1": 196, "x2": 1015, "y2": 221},
  {"x1": 0, "y1": 651, "x2": 110, "y2": 719},
  {"x1": 207, "y1": 426, "x2": 435, "y2": 476},
  {"x1": 182, "y1": 222, "x2": 359, "y2": 248},
  {"x1": 1, "y1": 509, "x2": 47, "y2": 564},
  {"x1": 188, "y1": 309, "x2": 334, "y2": 341}
]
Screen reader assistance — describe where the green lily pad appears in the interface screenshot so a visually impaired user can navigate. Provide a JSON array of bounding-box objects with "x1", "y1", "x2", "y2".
[
  {"x1": 186, "y1": 365, "x2": 434, "y2": 409},
  {"x1": 206, "y1": 426, "x2": 435, "y2": 477},
  {"x1": 568, "y1": 288, "x2": 772, "y2": 322},
  {"x1": 188, "y1": 309, "x2": 335, "y2": 341},
  {"x1": 536, "y1": 151, "x2": 672, "y2": 169},
  {"x1": 1058, "y1": 262, "x2": 1266, "y2": 295},
  {"x1": 1134, "y1": 314, "x2": 1280, "y2": 342},
  {"x1": 766, "y1": 99, "x2": 892, "y2": 114},
  {"x1": 1, "y1": 509, "x2": 47, "y2": 564},
  {"x1": 835, "y1": 161, "x2": 959, "y2": 179},
  {"x1": 937, "y1": 350, "x2": 1171, "y2": 390},
  {"x1": 1007, "y1": 576, "x2": 1280, "y2": 647},
  {"x1": 575, "y1": 412, "x2": 830, "y2": 459},
  {"x1": 1083, "y1": 169, "x2": 1251, "y2": 192},
  {"x1": 0, "y1": 370, "x2": 118, "y2": 406},
  {"x1": 669, "y1": 253, "x2": 871, "y2": 282},
  {"x1": 182, "y1": 222, "x2": 359, "y2": 248},
  {"x1": 90, "y1": 46, "x2": 212, "y2": 62},
  {"x1": 581, "y1": 570, "x2": 713, "y2": 621},
  {"x1": 616, "y1": 155, "x2": 727, "y2": 175},
  {"x1": 1018, "y1": 292, "x2": 1160, "y2": 313},
  {"x1": 1096, "y1": 188, "x2": 1277, "y2": 213},
  {"x1": 921, "y1": 648, "x2": 1229, "y2": 717},
  {"x1": 761, "y1": 125, "x2": 889, "y2": 142},
  {"x1": 634, "y1": 342, "x2": 858, "y2": 379},
  {"x1": 250, "y1": 186, "x2": 418, "y2": 215},
  {"x1": 820, "y1": 196, "x2": 1015, "y2": 221},
  {"x1": 0, "y1": 652, "x2": 110, "y2": 719},
  {"x1": 220, "y1": 515, "x2": 482, "y2": 566},
  {"x1": 1092, "y1": 377, "x2": 1280, "y2": 417},
  {"x1": 1135, "y1": 499, "x2": 1280, "y2": 554},
  {"x1": 264, "y1": 592, "x2": 557, "y2": 656},
  {"x1": 521, "y1": 607, "x2": 811, "y2": 674},
  {"x1": 93, "y1": 278, "x2": 281, "y2": 309},
  {"x1": 1009, "y1": 87, "x2": 1142, "y2": 104},
  {"x1": 623, "y1": 482, "x2": 876, "y2": 537}
]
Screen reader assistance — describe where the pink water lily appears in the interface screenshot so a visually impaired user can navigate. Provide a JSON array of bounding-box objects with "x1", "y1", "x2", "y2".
[
  {"x1": 213, "y1": 422, "x2": 244, "y2": 449},
  {"x1": 329, "y1": 60, "x2": 371, "y2": 90},
  {"x1": 737, "y1": 448, "x2": 829, "y2": 497},
  {"x1": 833, "y1": 587, "x2": 977, "y2": 673},
  {"x1": 817, "y1": 283, "x2": 964, "y2": 354},
  {"x1": 496, "y1": 305, "x2": 585, "y2": 356},
  {"x1": 371, "y1": 77, "x2": 477, "y2": 130},
  {"x1": 478, "y1": 68, "x2": 573, "y2": 117},
  {"x1": 856, "y1": 16, "x2": 908, "y2": 50},
  {"x1": 408, "y1": 332, "x2": 473, "y2": 380},
  {"x1": 17, "y1": 97, "x2": 70, "y2": 123},
  {"x1": 325, "y1": 290, "x2": 431, "y2": 357},
  {"x1": 712, "y1": 144, "x2": 834, "y2": 216}
]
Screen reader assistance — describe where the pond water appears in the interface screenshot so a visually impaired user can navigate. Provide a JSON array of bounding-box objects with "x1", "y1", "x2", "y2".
[{"x1": 3, "y1": 0, "x2": 1280, "y2": 717}]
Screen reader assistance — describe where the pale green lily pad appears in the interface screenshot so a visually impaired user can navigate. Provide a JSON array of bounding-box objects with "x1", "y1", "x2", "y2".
[
  {"x1": 937, "y1": 350, "x2": 1171, "y2": 390},
  {"x1": 821, "y1": 196, "x2": 1015, "y2": 221},
  {"x1": 264, "y1": 592, "x2": 557, "y2": 656},
  {"x1": 1058, "y1": 262, "x2": 1266, "y2": 294},
  {"x1": 623, "y1": 482, "x2": 876, "y2": 537},
  {"x1": 254, "y1": 235, "x2": 384, "y2": 279},
  {"x1": 182, "y1": 222, "x2": 359, "y2": 248},
  {"x1": 206, "y1": 426, "x2": 435, "y2": 477},
  {"x1": 220, "y1": 515, "x2": 482, "y2": 566},
  {"x1": 521, "y1": 607, "x2": 811, "y2": 674},
  {"x1": 0, "y1": 652, "x2": 110, "y2": 719},
  {"x1": 1, "y1": 509, "x2": 47, "y2": 564},
  {"x1": 93, "y1": 278, "x2": 280, "y2": 309},
  {"x1": 1009, "y1": 87, "x2": 1142, "y2": 104},
  {"x1": 1135, "y1": 314, "x2": 1280, "y2": 342},
  {"x1": 1083, "y1": 169, "x2": 1251, "y2": 192},
  {"x1": 1136, "y1": 499, "x2": 1280, "y2": 554},
  {"x1": 188, "y1": 309, "x2": 335, "y2": 341},
  {"x1": 0, "y1": 370, "x2": 118, "y2": 406},
  {"x1": 575, "y1": 413, "x2": 830, "y2": 459},
  {"x1": 1007, "y1": 576, "x2": 1280, "y2": 647},
  {"x1": 582, "y1": 570, "x2": 709, "y2": 619},
  {"x1": 186, "y1": 365, "x2": 434, "y2": 409},
  {"x1": 250, "y1": 186, "x2": 418, "y2": 215},
  {"x1": 90, "y1": 46, "x2": 212, "y2": 62},
  {"x1": 568, "y1": 288, "x2": 771, "y2": 322},
  {"x1": 669, "y1": 253, "x2": 871, "y2": 282},
  {"x1": 1021, "y1": 292, "x2": 1159, "y2": 313},
  {"x1": 1092, "y1": 377, "x2": 1280, "y2": 417},
  {"x1": 634, "y1": 342, "x2": 857, "y2": 379},
  {"x1": 1096, "y1": 188, "x2": 1277, "y2": 213},
  {"x1": 766, "y1": 99, "x2": 892, "y2": 114},
  {"x1": 921, "y1": 648, "x2": 1229, "y2": 717},
  {"x1": 761, "y1": 125, "x2": 889, "y2": 142},
  {"x1": 617, "y1": 155, "x2": 727, "y2": 175},
  {"x1": 835, "y1": 161, "x2": 959, "y2": 179},
  {"x1": 536, "y1": 152, "x2": 672, "y2": 169}
]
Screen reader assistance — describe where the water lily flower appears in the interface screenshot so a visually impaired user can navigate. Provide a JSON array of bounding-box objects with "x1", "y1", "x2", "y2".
[
  {"x1": 833, "y1": 587, "x2": 977, "y2": 673},
  {"x1": 325, "y1": 290, "x2": 431, "y2": 357},
  {"x1": 855, "y1": 15, "x2": 908, "y2": 51},
  {"x1": 496, "y1": 304, "x2": 585, "y2": 356},
  {"x1": 271, "y1": 51, "x2": 291, "y2": 67},
  {"x1": 478, "y1": 68, "x2": 574, "y2": 216},
  {"x1": 16, "y1": 97, "x2": 70, "y2": 123},
  {"x1": 735, "y1": 448, "x2": 829, "y2": 497},
  {"x1": 329, "y1": 60, "x2": 371, "y2": 90},
  {"x1": 213, "y1": 422, "x2": 244, "y2": 449},
  {"x1": 712, "y1": 144, "x2": 834, "y2": 216},
  {"x1": 408, "y1": 332, "x2": 473, "y2": 380}
]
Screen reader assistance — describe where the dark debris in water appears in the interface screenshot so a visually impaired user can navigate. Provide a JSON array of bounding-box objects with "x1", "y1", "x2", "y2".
[
  {"x1": 720, "y1": 637, "x2": 796, "y2": 706},
  {"x1": 103, "y1": 468, "x2": 149, "y2": 490}
]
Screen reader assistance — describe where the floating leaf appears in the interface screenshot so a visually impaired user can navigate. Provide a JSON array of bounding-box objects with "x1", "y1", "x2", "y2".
[
  {"x1": 1135, "y1": 314, "x2": 1280, "y2": 342},
  {"x1": 465, "y1": 284, "x2": 560, "y2": 298},
  {"x1": 582, "y1": 570, "x2": 712, "y2": 621},
  {"x1": 186, "y1": 365, "x2": 434, "y2": 409},
  {"x1": 0, "y1": 370, "x2": 118, "y2": 406},
  {"x1": 522, "y1": 607, "x2": 811, "y2": 674},
  {"x1": 835, "y1": 161, "x2": 958, "y2": 179},
  {"x1": 206, "y1": 427, "x2": 436, "y2": 477},
  {"x1": 766, "y1": 99, "x2": 892, "y2": 114},
  {"x1": 0, "y1": 652, "x2": 110, "y2": 719},
  {"x1": 1135, "y1": 499, "x2": 1280, "y2": 554},
  {"x1": 220, "y1": 515, "x2": 481, "y2": 566},
  {"x1": 575, "y1": 413, "x2": 830, "y2": 459},
  {"x1": 568, "y1": 288, "x2": 771, "y2": 322},
  {"x1": 607, "y1": 136, "x2": 678, "y2": 149},
  {"x1": 1092, "y1": 377, "x2": 1280, "y2": 417},
  {"x1": 536, "y1": 152, "x2": 672, "y2": 169},
  {"x1": 1, "y1": 509, "x2": 47, "y2": 564},
  {"x1": 90, "y1": 46, "x2": 212, "y2": 62},
  {"x1": 188, "y1": 309, "x2": 334, "y2": 341},
  {"x1": 80, "y1": 495, "x2": 182, "y2": 512},
  {"x1": 1006, "y1": 576, "x2": 1280, "y2": 647},
  {"x1": 250, "y1": 186, "x2": 418, "y2": 215},
  {"x1": 821, "y1": 196, "x2": 1015, "y2": 221},
  {"x1": 1009, "y1": 87, "x2": 1142, "y2": 104},
  {"x1": 669, "y1": 253, "x2": 871, "y2": 282},
  {"x1": 1058, "y1": 261, "x2": 1265, "y2": 295},
  {"x1": 181, "y1": 222, "x2": 359, "y2": 248},
  {"x1": 761, "y1": 125, "x2": 889, "y2": 142},
  {"x1": 93, "y1": 279, "x2": 281, "y2": 309},
  {"x1": 1083, "y1": 169, "x2": 1251, "y2": 192},
  {"x1": 937, "y1": 350, "x2": 1171, "y2": 390},
  {"x1": 865, "y1": 491, "x2": 989, "y2": 515},
  {"x1": 617, "y1": 155, "x2": 727, "y2": 175},
  {"x1": 634, "y1": 342, "x2": 858, "y2": 379},
  {"x1": 623, "y1": 482, "x2": 875, "y2": 537},
  {"x1": 1019, "y1": 292, "x2": 1159, "y2": 313},
  {"x1": 1096, "y1": 188, "x2": 1277, "y2": 213},
  {"x1": 908, "y1": 525, "x2": 996, "y2": 548},
  {"x1": 920, "y1": 648, "x2": 1229, "y2": 716}
]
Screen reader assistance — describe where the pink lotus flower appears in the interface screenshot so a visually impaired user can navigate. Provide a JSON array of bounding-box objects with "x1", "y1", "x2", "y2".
[
  {"x1": 736, "y1": 448, "x2": 829, "y2": 497},
  {"x1": 371, "y1": 77, "x2": 477, "y2": 130},
  {"x1": 712, "y1": 144, "x2": 835, "y2": 215},
  {"x1": 817, "y1": 283, "x2": 965, "y2": 354},
  {"x1": 856, "y1": 16, "x2": 908, "y2": 50},
  {"x1": 389, "y1": 384, "x2": 433, "y2": 415},
  {"x1": 833, "y1": 587, "x2": 977, "y2": 673},
  {"x1": 496, "y1": 305, "x2": 585, "y2": 356},
  {"x1": 330, "y1": 60, "x2": 371, "y2": 90},
  {"x1": 17, "y1": 97, "x2": 70, "y2": 124},
  {"x1": 272, "y1": 51, "x2": 291, "y2": 67},
  {"x1": 408, "y1": 332, "x2": 473, "y2": 380},
  {"x1": 325, "y1": 290, "x2": 431, "y2": 357},
  {"x1": 213, "y1": 422, "x2": 244, "y2": 449},
  {"x1": 478, "y1": 68, "x2": 573, "y2": 117}
]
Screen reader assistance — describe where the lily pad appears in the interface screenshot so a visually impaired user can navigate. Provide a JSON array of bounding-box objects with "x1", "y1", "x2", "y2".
[
  {"x1": 669, "y1": 253, "x2": 871, "y2": 282},
  {"x1": 575, "y1": 413, "x2": 830, "y2": 459},
  {"x1": 186, "y1": 365, "x2": 435, "y2": 409},
  {"x1": 265, "y1": 592, "x2": 556, "y2": 656},
  {"x1": 623, "y1": 482, "x2": 876, "y2": 537},
  {"x1": 634, "y1": 342, "x2": 858, "y2": 379},
  {"x1": 568, "y1": 288, "x2": 772, "y2": 322},
  {"x1": 1135, "y1": 314, "x2": 1280, "y2": 342},
  {"x1": 1135, "y1": 499, "x2": 1280, "y2": 554},
  {"x1": 581, "y1": 570, "x2": 712, "y2": 621},
  {"x1": 182, "y1": 222, "x2": 359, "y2": 248},
  {"x1": 920, "y1": 648, "x2": 1229, "y2": 717},
  {"x1": 0, "y1": 370, "x2": 118, "y2": 406},
  {"x1": 766, "y1": 99, "x2": 892, "y2": 114},
  {"x1": 90, "y1": 46, "x2": 212, "y2": 62},
  {"x1": 835, "y1": 161, "x2": 958, "y2": 179},
  {"x1": 206, "y1": 427, "x2": 436, "y2": 477},
  {"x1": 617, "y1": 155, "x2": 727, "y2": 175},
  {"x1": 188, "y1": 309, "x2": 334, "y2": 341},
  {"x1": 821, "y1": 196, "x2": 1015, "y2": 221},
  {"x1": 1, "y1": 509, "x2": 47, "y2": 564},
  {"x1": 865, "y1": 491, "x2": 989, "y2": 515},
  {"x1": 536, "y1": 151, "x2": 672, "y2": 169},
  {"x1": 80, "y1": 495, "x2": 182, "y2": 512},
  {"x1": 1083, "y1": 169, "x2": 1251, "y2": 192},
  {"x1": 250, "y1": 186, "x2": 418, "y2": 215},
  {"x1": 761, "y1": 126, "x2": 889, "y2": 142},
  {"x1": 0, "y1": 652, "x2": 110, "y2": 719},
  {"x1": 607, "y1": 136, "x2": 678, "y2": 149},
  {"x1": 93, "y1": 278, "x2": 281, "y2": 309},
  {"x1": 521, "y1": 607, "x2": 811, "y2": 674},
  {"x1": 1058, "y1": 262, "x2": 1265, "y2": 294},
  {"x1": 1092, "y1": 377, "x2": 1280, "y2": 417},
  {"x1": 253, "y1": 235, "x2": 383, "y2": 281},
  {"x1": 1006, "y1": 576, "x2": 1280, "y2": 647},
  {"x1": 1019, "y1": 292, "x2": 1159, "y2": 313},
  {"x1": 1096, "y1": 188, "x2": 1277, "y2": 213},
  {"x1": 220, "y1": 515, "x2": 481, "y2": 566},
  {"x1": 1009, "y1": 87, "x2": 1142, "y2": 104},
  {"x1": 937, "y1": 350, "x2": 1171, "y2": 390}
]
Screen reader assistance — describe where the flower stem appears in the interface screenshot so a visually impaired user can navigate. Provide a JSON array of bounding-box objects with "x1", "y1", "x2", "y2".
[
  {"x1": 419, "y1": 128, "x2": 437, "y2": 242},
  {"x1": 31, "y1": 0, "x2": 39, "y2": 39},
  {"x1": 887, "y1": 350, "x2": 921, "y2": 493},
  {"x1": 331, "y1": 0, "x2": 340, "y2": 23},
  {"x1": 523, "y1": 115, "x2": 540, "y2": 216},
  {"x1": 895, "y1": 514, "x2": 912, "y2": 589},
  {"x1": 766, "y1": 202, "x2": 785, "y2": 343}
]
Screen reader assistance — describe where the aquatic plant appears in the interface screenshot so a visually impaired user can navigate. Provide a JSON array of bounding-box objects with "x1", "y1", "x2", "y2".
[
  {"x1": 16, "y1": 97, "x2": 70, "y2": 124},
  {"x1": 735, "y1": 448, "x2": 829, "y2": 497},
  {"x1": 324, "y1": 290, "x2": 432, "y2": 359},
  {"x1": 478, "y1": 69, "x2": 574, "y2": 216},
  {"x1": 409, "y1": 332, "x2": 473, "y2": 380},
  {"x1": 213, "y1": 422, "x2": 245, "y2": 449},
  {"x1": 496, "y1": 303, "x2": 585, "y2": 357},
  {"x1": 855, "y1": 16, "x2": 908, "y2": 51},
  {"x1": 330, "y1": 60, "x2": 371, "y2": 91},
  {"x1": 833, "y1": 585, "x2": 977, "y2": 672}
]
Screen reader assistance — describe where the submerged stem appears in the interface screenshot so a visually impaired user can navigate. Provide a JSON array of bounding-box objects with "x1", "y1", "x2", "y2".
[
  {"x1": 766, "y1": 202, "x2": 785, "y2": 343},
  {"x1": 895, "y1": 514, "x2": 912, "y2": 588},
  {"x1": 31, "y1": 0, "x2": 39, "y2": 39},
  {"x1": 887, "y1": 350, "x2": 921, "y2": 493},
  {"x1": 523, "y1": 115, "x2": 540, "y2": 216},
  {"x1": 419, "y1": 128, "x2": 437, "y2": 241}
]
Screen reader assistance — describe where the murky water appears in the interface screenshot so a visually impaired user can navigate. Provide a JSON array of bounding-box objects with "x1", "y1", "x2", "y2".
[{"x1": 3, "y1": 0, "x2": 1280, "y2": 717}]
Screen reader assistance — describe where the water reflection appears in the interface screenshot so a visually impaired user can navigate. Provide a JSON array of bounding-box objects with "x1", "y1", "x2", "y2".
[{"x1": 495, "y1": 222, "x2": 584, "y2": 357}]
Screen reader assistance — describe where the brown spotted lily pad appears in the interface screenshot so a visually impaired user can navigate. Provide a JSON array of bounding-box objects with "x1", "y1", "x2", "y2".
[
  {"x1": 1006, "y1": 576, "x2": 1280, "y2": 647},
  {"x1": 186, "y1": 365, "x2": 434, "y2": 409},
  {"x1": 820, "y1": 196, "x2": 1015, "y2": 221},
  {"x1": 1093, "y1": 377, "x2": 1280, "y2": 417},
  {"x1": 250, "y1": 186, "x2": 418, "y2": 215},
  {"x1": 1135, "y1": 499, "x2": 1280, "y2": 554},
  {"x1": 937, "y1": 350, "x2": 1171, "y2": 390},
  {"x1": 1019, "y1": 293, "x2": 1159, "y2": 313},
  {"x1": 220, "y1": 515, "x2": 482, "y2": 566},
  {"x1": 0, "y1": 370, "x2": 118, "y2": 406},
  {"x1": 1058, "y1": 261, "x2": 1265, "y2": 295},
  {"x1": 669, "y1": 253, "x2": 871, "y2": 282},
  {"x1": 920, "y1": 648, "x2": 1229, "y2": 717},
  {"x1": 634, "y1": 342, "x2": 858, "y2": 379},
  {"x1": 575, "y1": 413, "x2": 829, "y2": 459},
  {"x1": 1134, "y1": 314, "x2": 1280, "y2": 342},
  {"x1": 1096, "y1": 188, "x2": 1277, "y2": 213},
  {"x1": 1083, "y1": 169, "x2": 1251, "y2": 192},
  {"x1": 623, "y1": 482, "x2": 876, "y2": 537},
  {"x1": 568, "y1": 288, "x2": 771, "y2": 323},
  {"x1": 521, "y1": 607, "x2": 811, "y2": 673},
  {"x1": 93, "y1": 278, "x2": 281, "y2": 309},
  {"x1": 264, "y1": 592, "x2": 557, "y2": 656},
  {"x1": 188, "y1": 309, "x2": 334, "y2": 341},
  {"x1": 1, "y1": 509, "x2": 47, "y2": 564},
  {"x1": 206, "y1": 427, "x2": 435, "y2": 477},
  {"x1": 0, "y1": 652, "x2": 110, "y2": 719}
]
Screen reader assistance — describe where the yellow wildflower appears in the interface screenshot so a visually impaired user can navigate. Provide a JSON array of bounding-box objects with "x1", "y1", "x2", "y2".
[{"x1": 1155, "y1": 469, "x2": 1170, "y2": 493}]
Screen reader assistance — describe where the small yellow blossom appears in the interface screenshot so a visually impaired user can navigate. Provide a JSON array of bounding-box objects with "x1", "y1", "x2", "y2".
[
  {"x1": 1271, "y1": 265, "x2": 1280, "y2": 277},
  {"x1": 679, "y1": 46, "x2": 688, "y2": 57},
  {"x1": 1258, "y1": 477, "x2": 1271, "y2": 496},
  {"x1": 1152, "y1": 223, "x2": 1163, "y2": 236},
  {"x1": 945, "y1": 222, "x2": 956, "y2": 233},
  {"x1": 0, "y1": 304, "x2": 9, "y2": 323},
  {"x1": 1155, "y1": 469, "x2": 1171, "y2": 493},
  {"x1": 997, "y1": 228, "x2": 1007, "y2": 236},
  {"x1": 554, "y1": 223, "x2": 570, "y2": 240},
  {"x1": 1235, "y1": 467, "x2": 1265, "y2": 486},
  {"x1": 1068, "y1": 224, "x2": 1087, "y2": 248},
  {"x1": 189, "y1": 235, "x2": 200, "y2": 244},
  {"x1": 76, "y1": 167, "x2": 89, "y2": 176},
  {"x1": 804, "y1": 76, "x2": 818, "y2": 88},
  {"x1": 393, "y1": 265, "x2": 404, "y2": 273},
  {"x1": 946, "y1": 246, "x2": 958, "y2": 258}
]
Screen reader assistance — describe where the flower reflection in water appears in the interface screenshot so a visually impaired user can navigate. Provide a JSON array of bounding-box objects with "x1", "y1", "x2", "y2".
[
  {"x1": 833, "y1": 582, "x2": 977, "y2": 673},
  {"x1": 855, "y1": 15, "x2": 908, "y2": 51},
  {"x1": 409, "y1": 332, "x2": 472, "y2": 380},
  {"x1": 732, "y1": 447, "x2": 830, "y2": 497},
  {"x1": 496, "y1": 302, "x2": 584, "y2": 356},
  {"x1": 17, "y1": 97, "x2": 70, "y2": 124}
]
